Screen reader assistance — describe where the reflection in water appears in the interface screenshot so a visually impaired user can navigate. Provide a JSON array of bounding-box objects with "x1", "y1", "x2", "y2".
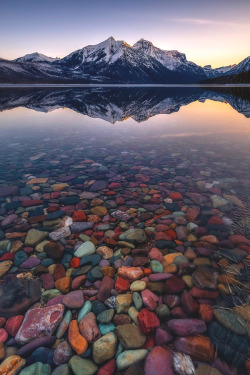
[
  {"x1": 0, "y1": 87, "x2": 250, "y2": 374},
  {"x1": 0, "y1": 87, "x2": 250, "y2": 123}
]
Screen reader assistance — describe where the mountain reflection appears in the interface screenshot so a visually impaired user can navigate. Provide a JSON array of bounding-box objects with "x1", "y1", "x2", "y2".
[{"x1": 0, "y1": 87, "x2": 249, "y2": 123}]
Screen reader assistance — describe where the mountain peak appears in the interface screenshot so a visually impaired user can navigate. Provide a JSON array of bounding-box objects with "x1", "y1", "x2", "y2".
[
  {"x1": 14, "y1": 52, "x2": 57, "y2": 63},
  {"x1": 133, "y1": 39, "x2": 154, "y2": 48}
]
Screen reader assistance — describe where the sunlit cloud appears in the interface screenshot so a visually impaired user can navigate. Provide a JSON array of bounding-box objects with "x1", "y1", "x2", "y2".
[{"x1": 172, "y1": 17, "x2": 245, "y2": 27}]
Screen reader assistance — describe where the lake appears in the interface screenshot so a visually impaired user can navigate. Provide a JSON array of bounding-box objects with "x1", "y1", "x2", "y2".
[{"x1": 0, "y1": 86, "x2": 249, "y2": 374}]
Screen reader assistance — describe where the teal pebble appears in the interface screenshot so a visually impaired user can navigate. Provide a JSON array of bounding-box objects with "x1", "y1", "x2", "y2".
[
  {"x1": 78, "y1": 300, "x2": 92, "y2": 323},
  {"x1": 56, "y1": 310, "x2": 72, "y2": 339},
  {"x1": 150, "y1": 260, "x2": 163, "y2": 273},
  {"x1": 19, "y1": 362, "x2": 51, "y2": 375},
  {"x1": 173, "y1": 255, "x2": 189, "y2": 266},
  {"x1": 133, "y1": 292, "x2": 143, "y2": 311},
  {"x1": 98, "y1": 323, "x2": 115, "y2": 335}
]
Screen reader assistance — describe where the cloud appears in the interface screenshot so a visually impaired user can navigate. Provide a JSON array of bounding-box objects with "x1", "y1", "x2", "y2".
[{"x1": 172, "y1": 17, "x2": 243, "y2": 27}]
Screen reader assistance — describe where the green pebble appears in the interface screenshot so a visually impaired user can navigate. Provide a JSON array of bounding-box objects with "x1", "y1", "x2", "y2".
[
  {"x1": 133, "y1": 292, "x2": 143, "y2": 311},
  {"x1": 69, "y1": 356, "x2": 98, "y2": 375},
  {"x1": 51, "y1": 364, "x2": 71, "y2": 375},
  {"x1": 116, "y1": 349, "x2": 148, "y2": 370},
  {"x1": 172, "y1": 211, "x2": 185, "y2": 218},
  {"x1": 19, "y1": 362, "x2": 51, "y2": 375},
  {"x1": 98, "y1": 323, "x2": 115, "y2": 335},
  {"x1": 78, "y1": 300, "x2": 92, "y2": 323},
  {"x1": 150, "y1": 260, "x2": 163, "y2": 273},
  {"x1": 173, "y1": 255, "x2": 189, "y2": 266},
  {"x1": 41, "y1": 289, "x2": 61, "y2": 304},
  {"x1": 97, "y1": 309, "x2": 114, "y2": 324},
  {"x1": 56, "y1": 310, "x2": 72, "y2": 339}
]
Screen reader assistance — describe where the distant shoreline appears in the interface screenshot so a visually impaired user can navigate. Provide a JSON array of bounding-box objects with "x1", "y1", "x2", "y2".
[{"x1": 0, "y1": 83, "x2": 250, "y2": 88}]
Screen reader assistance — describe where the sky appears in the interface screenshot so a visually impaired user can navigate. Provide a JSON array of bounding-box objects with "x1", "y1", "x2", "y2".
[{"x1": 0, "y1": 0, "x2": 249, "y2": 68}]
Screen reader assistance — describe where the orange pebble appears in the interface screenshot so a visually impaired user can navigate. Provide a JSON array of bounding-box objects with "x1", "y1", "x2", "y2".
[
  {"x1": 144, "y1": 268, "x2": 152, "y2": 276},
  {"x1": 70, "y1": 257, "x2": 80, "y2": 268},
  {"x1": 68, "y1": 320, "x2": 88, "y2": 355}
]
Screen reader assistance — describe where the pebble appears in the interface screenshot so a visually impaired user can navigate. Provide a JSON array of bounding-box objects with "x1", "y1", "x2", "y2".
[
  {"x1": 116, "y1": 349, "x2": 148, "y2": 371},
  {"x1": 68, "y1": 320, "x2": 88, "y2": 355},
  {"x1": 0, "y1": 125, "x2": 249, "y2": 375},
  {"x1": 0, "y1": 355, "x2": 26, "y2": 375},
  {"x1": 144, "y1": 346, "x2": 174, "y2": 375},
  {"x1": 69, "y1": 356, "x2": 98, "y2": 375},
  {"x1": 115, "y1": 324, "x2": 146, "y2": 348},
  {"x1": 62, "y1": 291, "x2": 84, "y2": 309},
  {"x1": 15, "y1": 304, "x2": 64, "y2": 344},
  {"x1": 74, "y1": 241, "x2": 96, "y2": 258},
  {"x1": 93, "y1": 332, "x2": 117, "y2": 364}
]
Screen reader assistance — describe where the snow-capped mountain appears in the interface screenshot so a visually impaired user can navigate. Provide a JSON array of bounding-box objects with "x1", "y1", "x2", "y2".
[
  {"x1": 203, "y1": 64, "x2": 236, "y2": 78},
  {"x1": 0, "y1": 37, "x2": 249, "y2": 83},
  {"x1": 14, "y1": 52, "x2": 58, "y2": 63},
  {"x1": 0, "y1": 87, "x2": 249, "y2": 121},
  {"x1": 223, "y1": 56, "x2": 250, "y2": 76},
  {"x1": 59, "y1": 36, "x2": 206, "y2": 83}
]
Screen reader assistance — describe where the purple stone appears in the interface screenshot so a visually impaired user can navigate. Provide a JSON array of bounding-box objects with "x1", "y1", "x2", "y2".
[
  {"x1": 17, "y1": 336, "x2": 56, "y2": 357},
  {"x1": 167, "y1": 319, "x2": 207, "y2": 336},
  {"x1": 62, "y1": 291, "x2": 84, "y2": 309},
  {"x1": 20, "y1": 257, "x2": 41, "y2": 269},
  {"x1": 149, "y1": 273, "x2": 173, "y2": 281},
  {"x1": 70, "y1": 222, "x2": 94, "y2": 233},
  {"x1": 89, "y1": 180, "x2": 108, "y2": 192}
]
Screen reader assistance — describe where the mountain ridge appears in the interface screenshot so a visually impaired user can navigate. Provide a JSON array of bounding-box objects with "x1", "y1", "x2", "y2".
[
  {"x1": 0, "y1": 37, "x2": 249, "y2": 83},
  {"x1": 0, "y1": 87, "x2": 249, "y2": 121}
]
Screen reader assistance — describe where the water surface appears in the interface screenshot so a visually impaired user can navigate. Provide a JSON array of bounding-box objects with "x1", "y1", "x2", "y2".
[{"x1": 0, "y1": 87, "x2": 249, "y2": 374}]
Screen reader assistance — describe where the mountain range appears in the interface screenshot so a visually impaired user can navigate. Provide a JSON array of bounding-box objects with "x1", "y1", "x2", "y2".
[
  {"x1": 0, "y1": 37, "x2": 249, "y2": 84},
  {"x1": 0, "y1": 87, "x2": 249, "y2": 122}
]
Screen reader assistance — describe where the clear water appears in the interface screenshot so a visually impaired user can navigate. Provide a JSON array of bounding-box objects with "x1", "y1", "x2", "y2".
[{"x1": 0, "y1": 87, "x2": 249, "y2": 374}]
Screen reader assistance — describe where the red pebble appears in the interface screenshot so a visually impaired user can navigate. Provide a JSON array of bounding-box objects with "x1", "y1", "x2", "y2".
[
  {"x1": 171, "y1": 307, "x2": 187, "y2": 319},
  {"x1": 116, "y1": 197, "x2": 125, "y2": 205},
  {"x1": 115, "y1": 277, "x2": 130, "y2": 293},
  {"x1": 166, "y1": 230, "x2": 177, "y2": 239},
  {"x1": 5, "y1": 315, "x2": 24, "y2": 336},
  {"x1": 93, "y1": 231, "x2": 104, "y2": 240},
  {"x1": 169, "y1": 192, "x2": 183, "y2": 200},
  {"x1": 0, "y1": 253, "x2": 14, "y2": 261},
  {"x1": 105, "y1": 238, "x2": 116, "y2": 246},
  {"x1": 108, "y1": 183, "x2": 121, "y2": 189},
  {"x1": 53, "y1": 264, "x2": 66, "y2": 280},
  {"x1": 97, "y1": 359, "x2": 116, "y2": 375},
  {"x1": 0, "y1": 328, "x2": 8, "y2": 343},
  {"x1": 137, "y1": 308, "x2": 160, "y2": 335},
  {"x1": 191, "y1": 287, "x2": 219, "y2": 299},
  {"x1": 165, "y1": 276, "x2": 185, "y2": 294},
  {"x1": 229, "y1": 234, "x2": 250, "y2": 244},
  {"x1": 208, "y1": 216, "x2": 224, "y2": 225},
  {"x1": 199, "y1": 304, "x2": 214, "y2": 322},
  {"x1": 142, "y1": 335, "x2": 155, "y2": 349},
  {"x1": 22, "y1": 199, "x2": 43, "y2": 208},
  {"x1": 47, "y1": 206, "x2": 59, "y2": 213},
  {"x1": 70, "y1": 257, "x2": 80, "y2": 268},
  {"x1": 72, "y1": 210, "x2": 86, "y2": 222}
]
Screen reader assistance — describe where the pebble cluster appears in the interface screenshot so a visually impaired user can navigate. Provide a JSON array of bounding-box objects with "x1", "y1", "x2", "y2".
[{"x1": 0, "y1": 133, "x2": 249, "y2": 375}]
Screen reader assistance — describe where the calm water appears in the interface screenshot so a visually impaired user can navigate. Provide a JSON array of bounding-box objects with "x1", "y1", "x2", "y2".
[{"x1": 0, "y1": 87, "x2": 249, "y2": 374}]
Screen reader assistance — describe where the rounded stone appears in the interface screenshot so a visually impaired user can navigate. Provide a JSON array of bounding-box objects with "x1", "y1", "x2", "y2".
[
  {"x1": 74, "y1": 241, "x2": 96, "y2": 258},
  {"x1": 130, "y1": 280, "x2": 146, "y2": 292},
  {"x1": 116, "y1": 349, "x2": 148, "y2": 371},
  {"x1": 93, "y1": 332, "x2": 117, "y2": 365}
]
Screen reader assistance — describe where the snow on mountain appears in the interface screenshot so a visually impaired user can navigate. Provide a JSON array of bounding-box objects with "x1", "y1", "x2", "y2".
[
  {"x1": 1, "y1": 37, "x2": 249, "y2": 83},
  {"x1": 59, "y1": 37, "x2": 206, "y2": 83},
  {"x1": 14, "y1": 52, "x2": 58, "y2": 63},
  {"x1": 0, "y1": 88, "x2": 249, "y2": 121},
  {"x1": 225, "y1": 56, "x2": 250, "y2": 76},
  {"x1": 203, "y1": 64, "x2": 237, "y2": 78}
]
